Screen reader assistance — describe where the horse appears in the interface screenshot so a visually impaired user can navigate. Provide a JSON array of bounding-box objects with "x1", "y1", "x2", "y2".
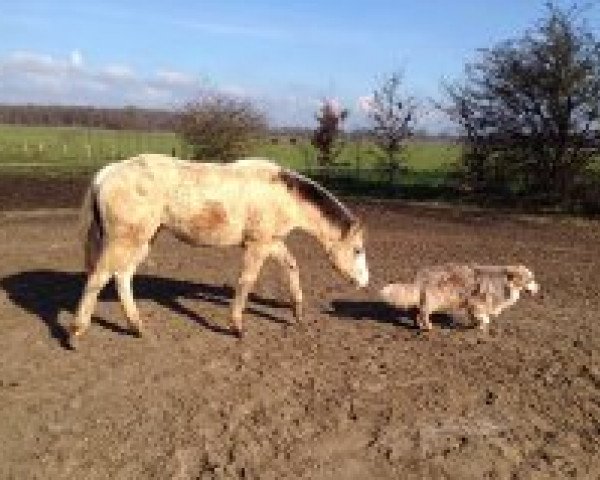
[{"x1": 70, "y1": 154, "x2": 369, "y2": 345}]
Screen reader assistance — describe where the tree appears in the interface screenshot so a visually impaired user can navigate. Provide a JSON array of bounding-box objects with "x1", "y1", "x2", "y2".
[
  {"x1": 364, "y1": 72, "x2": 416, "y2": 183},
  {"x1": 179, "y1": 93, "x2": 267, "y2": 162},
  {"x1": 444, "y1": 3, "x2": 600, "y2": 200},
  {"x1": 311, "y1": 99, "x2": 349, "y2": 166}
]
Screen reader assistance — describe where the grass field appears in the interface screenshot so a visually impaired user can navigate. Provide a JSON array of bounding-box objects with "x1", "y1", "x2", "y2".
[
  {"x1": 0, "y1": 125, "x2": 460, "y2": 177},
  {"x1": 0, "y1": 125, "x2": 184, "y2": 171}
]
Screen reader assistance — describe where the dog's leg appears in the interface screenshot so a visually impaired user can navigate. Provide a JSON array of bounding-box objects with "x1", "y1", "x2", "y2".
[
  {"x1": 475, "y1": 313, "x2": 490, "y2": 331},
  {"x1": 417, "y1": 289, "x2": 434, "y2": 331}
]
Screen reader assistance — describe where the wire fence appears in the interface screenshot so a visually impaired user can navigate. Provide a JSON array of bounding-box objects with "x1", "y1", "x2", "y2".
[{"x1": 0, "y1": 135, "x2": 598, "y2": 212}]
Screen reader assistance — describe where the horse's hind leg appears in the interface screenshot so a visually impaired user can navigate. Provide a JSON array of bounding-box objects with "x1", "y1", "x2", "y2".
[
  {"x1": 70, "y1": 239, "x2": 149, "y2": 345},
  {"x1": 69, "y1": 250, "x2": 114, "y2": 342},
  {"x1": 115, "y1": 242, "x2": 150, "y2": 337},
  {"x1": 270, "y1": 241, "x2": 303, "y2": 323}
]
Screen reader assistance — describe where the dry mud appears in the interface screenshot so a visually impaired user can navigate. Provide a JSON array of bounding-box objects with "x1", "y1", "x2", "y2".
[{"x1": 0, "y1": 200, "x2": 598, "y2": 479}]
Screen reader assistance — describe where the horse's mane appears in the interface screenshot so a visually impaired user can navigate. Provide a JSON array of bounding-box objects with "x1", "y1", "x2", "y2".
[{"x1": 278, "y1": 168, "x2": 357, "y2": 235}]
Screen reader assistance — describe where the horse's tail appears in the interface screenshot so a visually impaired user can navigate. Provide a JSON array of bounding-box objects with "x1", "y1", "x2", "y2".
[
  {"x1": 380, "y1": 283, "x2": 421, "y2": 309},
  {"x1": 80, "y1": 182, "x2": 104, "y2": 274}
]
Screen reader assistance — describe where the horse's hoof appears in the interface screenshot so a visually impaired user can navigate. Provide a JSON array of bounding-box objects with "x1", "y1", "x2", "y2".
[
  {"x1": 67, "y1": 335, "x2": 79, "y2": 351},
  {"x1": 66, "y1": 324, "x2": 83, "y2": 349},
  {"x1": 130, "y1": 326, "x2": 149, "y2": 339},
  {"x1": 293, "y1": 302, "x2": 303, "y2": 322},
  {"x1": 68, "y1": 323, "x2": 82, "y2": 336},
  {"x1": 417, "y1": 325, "x2": 432, "y2": 333},
  {"x1": 231, "y1": 328, "x2": 243, "y2": 339}
]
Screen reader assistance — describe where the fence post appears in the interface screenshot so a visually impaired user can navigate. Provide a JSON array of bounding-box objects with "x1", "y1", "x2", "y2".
[
  {"x1": 304, "y1": 146, "x2": 309, "y2": 175},
  {"x1": 355, "y1": 140, "x2": 361, "y2": 182}
]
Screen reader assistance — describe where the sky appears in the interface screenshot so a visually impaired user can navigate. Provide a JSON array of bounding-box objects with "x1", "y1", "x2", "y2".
[{"x1": 1, "y1": 0, "x2": 600, "y2": 130}]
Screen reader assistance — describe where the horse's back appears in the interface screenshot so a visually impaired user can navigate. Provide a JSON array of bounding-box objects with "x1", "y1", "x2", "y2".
[
  {"x1": 91, "y1": 154, "x2": 177, "y2": 235},
  {"x1": 90, "y1": 154, "x2": 298, "y2": 246}
]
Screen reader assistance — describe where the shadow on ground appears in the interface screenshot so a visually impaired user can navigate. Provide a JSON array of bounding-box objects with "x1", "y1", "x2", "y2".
[
  {"x1": 0, "y1": 270, "x2": 293, "y2": 349},
  {"x1": 327, "y1": 299, "x2": 461, "y2": 330}
]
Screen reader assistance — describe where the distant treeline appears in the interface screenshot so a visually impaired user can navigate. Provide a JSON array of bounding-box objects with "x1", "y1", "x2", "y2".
[
  {"x1": 0, "y1": 104, "x2": 457, "y2": 142},
  {"x1": 0, "y1": 104, "x2": 181, "y2": 131}
]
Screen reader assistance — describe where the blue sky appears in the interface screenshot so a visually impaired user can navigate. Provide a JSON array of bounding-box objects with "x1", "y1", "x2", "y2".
[{"x1": 1, "y1": 0, "x2": 599, "y2": 129}]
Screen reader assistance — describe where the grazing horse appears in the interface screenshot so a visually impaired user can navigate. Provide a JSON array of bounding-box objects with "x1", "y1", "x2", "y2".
[{"x1": 70, "y1": 154, "x2": 369, "y2": 344}]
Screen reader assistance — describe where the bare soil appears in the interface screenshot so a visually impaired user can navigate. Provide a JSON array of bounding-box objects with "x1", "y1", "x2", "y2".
[{"x1": 0, "y1": 192, "x2": 598, "y2": 479}]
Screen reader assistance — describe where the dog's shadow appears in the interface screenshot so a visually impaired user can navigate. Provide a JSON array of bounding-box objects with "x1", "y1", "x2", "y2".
[
  {"x1": 327, "y1": 299, "x2": 461, "y2": 330},
  {"x1": 0, "y1": 270, "x2": 291, "y2": 350}
]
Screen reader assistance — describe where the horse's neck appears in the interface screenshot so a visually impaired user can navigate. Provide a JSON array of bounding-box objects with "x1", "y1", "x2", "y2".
[{"x1": 294, "y1": 202, "x2": 342, "y2": 249}]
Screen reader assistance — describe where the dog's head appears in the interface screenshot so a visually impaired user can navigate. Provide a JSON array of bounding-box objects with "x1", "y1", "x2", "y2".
[{"x1": 505, "y1": 265, "x2": 539, "y2": 295}]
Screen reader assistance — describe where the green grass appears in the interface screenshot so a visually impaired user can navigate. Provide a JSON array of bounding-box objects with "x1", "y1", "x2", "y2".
[
  {"x1": 251, "y1": 137, "x2": 461, "y2": 172},
  {"x1": 0, "y1": 125, "x2": 185, "y2": 169},
  {"x1": 0, "y1": 125, "x2": 460, "y2": 182}
]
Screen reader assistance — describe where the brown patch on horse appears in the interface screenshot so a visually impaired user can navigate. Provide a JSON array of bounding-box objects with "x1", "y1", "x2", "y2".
[
  {"x1": 277, "y1": 169, "x2": 356, "y2": 235},
  {"x1": 117, "y1": 223, "x2": 146, "y2": 245},
  {"x1": 191, "y1": 201, "x2": 228, "y2": 231}
]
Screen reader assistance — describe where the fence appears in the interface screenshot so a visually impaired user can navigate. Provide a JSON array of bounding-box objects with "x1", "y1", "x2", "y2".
[
  {"x1": 0, "y1": 131, "x2": 597, "y2": 212},
  {"x1": 299, "y1": 163, "x2": 462, "y2": 200},
  {"x1": 0, "y1": 127, "x2": 190, "y2": 173}
]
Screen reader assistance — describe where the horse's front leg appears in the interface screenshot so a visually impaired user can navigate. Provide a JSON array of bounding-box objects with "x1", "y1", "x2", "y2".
[
  {"x1": 270, "y1": 241, "x2": 303, "y2": 324},
  {"x1": 231, "y1": 241, "x2": 270, "y2": 337}
]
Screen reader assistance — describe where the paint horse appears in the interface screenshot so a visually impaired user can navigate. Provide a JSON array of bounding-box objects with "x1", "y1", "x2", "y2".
[{"x1": 70, "y1": 154, "x2": 369, "y2": 345}]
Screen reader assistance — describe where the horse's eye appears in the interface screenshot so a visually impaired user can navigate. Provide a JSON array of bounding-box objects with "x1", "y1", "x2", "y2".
[{"x1": 354, "y1": 247, "x2": 363, "y2": 256}]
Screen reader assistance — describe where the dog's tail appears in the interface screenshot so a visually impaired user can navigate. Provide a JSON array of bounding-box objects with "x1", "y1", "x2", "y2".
[
  {"x1": 380, "y1": 283, "x2": 421, "y2": 308},
  {"x1": 80, "y1": 183, "x2": 104, "y2": 274}
]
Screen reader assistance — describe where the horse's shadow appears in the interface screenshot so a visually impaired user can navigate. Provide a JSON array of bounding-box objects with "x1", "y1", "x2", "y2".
[
  {"x1": 326, "y1": 299, "x2": 461, "y2": 330},
  {"x1": 0, "y1": 270, "x2": 292, "y2": 350}
]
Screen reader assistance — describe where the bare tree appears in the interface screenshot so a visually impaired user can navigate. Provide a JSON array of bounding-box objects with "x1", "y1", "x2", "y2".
[
  {"x1": 444, "y1": 3, "x2": 600, "y2": 201},
  {"x1": 311, "y1": 99, "x2": 349, "y2": 166},
  {"x1": 179, "y1": 93, "x2": 267, "y2": 162},
  {"x1": 365, "y1": 72, "x2": 416, "y2": 183}
]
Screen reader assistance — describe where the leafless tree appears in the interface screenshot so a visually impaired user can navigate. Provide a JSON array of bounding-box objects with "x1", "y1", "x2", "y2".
[
  {"x1": 179, "y1": 93, "x2": 267, "y2": 162},
  {"x1": 365, "y1": 72, "x2": 416, "y2": 182}
]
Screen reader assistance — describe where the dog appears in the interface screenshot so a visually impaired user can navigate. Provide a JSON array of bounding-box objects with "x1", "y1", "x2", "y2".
[{"x1": 379, "y1": 263, "x2": 539, "y2": 331}]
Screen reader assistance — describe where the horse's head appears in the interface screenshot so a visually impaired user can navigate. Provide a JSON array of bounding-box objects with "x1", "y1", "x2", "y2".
[{"x1": 328, "y1": 222, "x2": 369, "y2": 288}]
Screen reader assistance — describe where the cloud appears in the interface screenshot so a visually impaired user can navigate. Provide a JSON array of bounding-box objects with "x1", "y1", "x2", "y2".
[
  {"x1": 0, "y1": 49, "x2": 328, "y2": 126},
  {"x1": 70, "y1": 50, "x2": 83, "y2": 68},
  {"x1": 0, "y1": 50, "x2": 206, "y2": 108},
  {"x1": 154, "y1": 70, "x2": 197, "y2": 88},
  {"x1": 0, "y1": 49, "x2": 451, "y2": 131},
  {"x1": 99, "y1": 64, "x2": 136, "y2": 83},
  {"x1": 357, "y1": 95, "x2": 374, "y2": 114}
]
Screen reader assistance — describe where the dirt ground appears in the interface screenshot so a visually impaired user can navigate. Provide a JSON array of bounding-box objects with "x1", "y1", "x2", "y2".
[{"x1": 0, "y1": 193, "x2": 599, "y2": 479}]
